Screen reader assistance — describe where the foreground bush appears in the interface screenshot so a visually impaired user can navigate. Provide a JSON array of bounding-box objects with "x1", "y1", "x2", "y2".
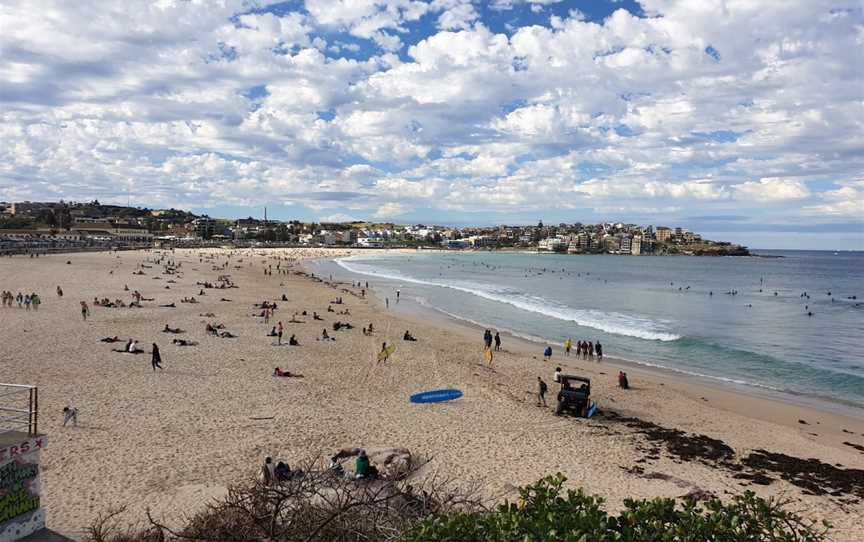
[
  {"x1": 89, "y1": 471, "x2": 830, "y2": 541},
  {"x1": 402, "y1": 474, "x2": 830, "y2": 542}
]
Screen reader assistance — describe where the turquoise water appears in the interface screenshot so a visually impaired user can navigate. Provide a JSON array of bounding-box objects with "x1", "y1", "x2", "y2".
[{"x1": 312, "y1": 250, "x2": 864, "y2": 414}]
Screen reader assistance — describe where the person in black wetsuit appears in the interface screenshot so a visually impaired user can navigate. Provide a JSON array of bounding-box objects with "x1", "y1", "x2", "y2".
[{"x1": 151, "y1": 343, "x2": 163, "y2": 371}]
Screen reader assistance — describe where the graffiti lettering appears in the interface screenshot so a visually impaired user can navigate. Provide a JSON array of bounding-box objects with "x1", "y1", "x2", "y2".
[
  {"x1": 0, "y1": 438, "x2": 44, "y2": 461},
  {"x1": 0, "y1": 462, "x2": 38, "y2": 492},
  {"x1": 0, "y1": 487, "x2": 40, "y2": 522}
]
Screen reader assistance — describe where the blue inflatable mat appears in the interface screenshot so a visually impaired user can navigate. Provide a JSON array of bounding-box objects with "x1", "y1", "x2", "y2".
[{"x1": 410, "y1": 388, "x2": 463, "y2": 404}]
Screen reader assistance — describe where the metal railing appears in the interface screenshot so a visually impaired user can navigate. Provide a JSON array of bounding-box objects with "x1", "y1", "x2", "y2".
[{"x1": 0, "y1": 384, "x2": 38, "y2": 436}]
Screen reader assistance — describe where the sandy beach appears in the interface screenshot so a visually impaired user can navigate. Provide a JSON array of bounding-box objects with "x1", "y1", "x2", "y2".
[{"x1": 1, "y1": 248, "x2": 862, "y2": 540}]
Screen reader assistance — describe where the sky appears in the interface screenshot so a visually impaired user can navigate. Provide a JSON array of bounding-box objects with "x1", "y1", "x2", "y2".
[{"x1": 1, "y1": 0, "x2": 863, "y2": 249}]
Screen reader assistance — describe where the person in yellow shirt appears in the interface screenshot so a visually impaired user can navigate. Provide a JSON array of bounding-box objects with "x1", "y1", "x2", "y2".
[{"x1": 564, "y1": 338, "x2": 572, "y2": 356}]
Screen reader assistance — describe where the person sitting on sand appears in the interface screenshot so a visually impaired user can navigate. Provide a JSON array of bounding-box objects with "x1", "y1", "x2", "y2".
[
  {"x1": 327, "y1": 305, "x2": 334, "y2": 313},
  {"x1": 403, "y1": 330, "x2": 417, "y2": 341},
  {"x1": 288, "y1": 334, "x2": 299, "y2": 346},
  {"x1": 321, "y1": 329, "x2": 331, "y2": 341},
  {"x1": 354, "y1": 450, "x2": 378, "y2": 480},
  {"x1": 355, "y1": 450, "x2": 370, "y2": 479},
  {"x1": 281, "y1": 294, "x2": 288, "y2": 301},
  {"x1": 313, "y1": 312, "x2": 323, "y2": 320},
  {"x1": 268, "y1": 326, "x2": 278, "y2": 337},
  {"x1": 275, "y1": 461, "x2": 291, "y2": 481},
  {"x1": 368, "y1": 323, "x2": 374, "y2": 333},
  {"x1": 618, "y1": 371, "x2": 629, "y2": 390},
  {"x1": 100, "y1": 336, "x2": 120, "y2": 343},
  {"x1": 259, "y1": 457, "x2": 276, "y2": 485},
  {"x1": 543, "y1": 346, "x2": 553, "y2": 360}
]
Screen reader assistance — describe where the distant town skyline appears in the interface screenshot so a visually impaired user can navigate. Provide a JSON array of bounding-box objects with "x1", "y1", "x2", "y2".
[{"x1": 2, "y1": 1, "x2": 862, "y2": 250}]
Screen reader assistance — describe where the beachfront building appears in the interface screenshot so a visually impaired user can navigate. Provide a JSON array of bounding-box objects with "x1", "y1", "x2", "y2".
[
  {"x1": 631, "y1": 235, "x2": 642, "y2": 255},
  {"x1": 442, "y1": 239, "x2": 470, "y2": 249},
  {"x1": 655, "y1": 226, "x2": 672, "y2": 242},
  {"x1": 357, "y1": 237, "x2": 384, "y2": 248},
  {"x1": 467, "y1": 235, "x2": 497, "y2": 248},
  {"x1": 538, "y1": 237, "x2": 565, "y2": 252},
  {"x1": 619, "y1": 235, "x2": 632, "y2": 254},
  {"x1": 73, "y1": 223, "x2": 153, "y2": 243},
  {"x1": 190, "y1": 217, "x2": 218, "y2": 239}
]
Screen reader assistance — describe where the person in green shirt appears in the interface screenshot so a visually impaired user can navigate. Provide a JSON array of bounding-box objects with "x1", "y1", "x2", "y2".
[{"x1": 355, "y1": 450, "x2": 370, "y2": 478}]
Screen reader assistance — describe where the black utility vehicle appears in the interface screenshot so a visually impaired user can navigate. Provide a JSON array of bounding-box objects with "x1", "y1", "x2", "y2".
[{"x1": 555, "y1": 375, "x2": 592, "y2": 416}]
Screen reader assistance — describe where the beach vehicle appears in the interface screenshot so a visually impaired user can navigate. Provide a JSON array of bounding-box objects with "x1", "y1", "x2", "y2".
[{"x1": 554, "y1": 375, "x2": 592, "y2": 417}]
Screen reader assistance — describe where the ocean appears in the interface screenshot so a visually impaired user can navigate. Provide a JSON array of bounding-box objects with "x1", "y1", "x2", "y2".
[{"x1": 311, "y1": 250, "x2": 864, "y2": 415}]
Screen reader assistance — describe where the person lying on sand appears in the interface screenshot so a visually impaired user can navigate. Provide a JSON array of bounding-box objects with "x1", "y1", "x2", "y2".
[
  {"x1": 163, "y1": 324, "x2": 185, "y2": 334},
  {"x1": 159, "y1": 302, "x2": 176, "y2": 308},
  {"x1": 219, "y1": 331, "x2": 237, "y2": 338},
  {"x1": 199, "y1": 312, "x2": 216, "y2": 317},
  {"x1": 273, "y1": 367, "x2": 304, "y2": 378},
  {"x1": 333, "y1": 321, "x2": 354, "y2": 331},
  {"x1": 172, "y1": 338, "x2": 197, "y2": 346},
  {"x1": 403, "y1": 330, "x2": 417, "y2": 342},
  {"x1": 100, "y1": 336, "x2": 120, "y2": 343},
  {"x1": 220, "y1": 298, "x2": 231, "y2": 302}
]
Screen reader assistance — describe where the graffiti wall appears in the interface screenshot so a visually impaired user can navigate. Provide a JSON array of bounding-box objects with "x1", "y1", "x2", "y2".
[{"x1": 0, "y1": 435, "x2": 47, "y2": 542}]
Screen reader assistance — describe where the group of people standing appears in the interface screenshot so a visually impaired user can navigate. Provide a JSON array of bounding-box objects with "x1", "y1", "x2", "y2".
[
  {"x1": 564, "y1": 338, "x2": 602, "y2": 360},
  {"x1": 483, "y1": 329, "x2": 502, "y2": 351},
  {"x1": 1, "y1": 290, "x2": 41, "y2": 309}
]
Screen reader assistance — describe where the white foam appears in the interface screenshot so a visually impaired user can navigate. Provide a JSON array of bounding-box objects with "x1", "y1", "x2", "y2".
[{"x1": 335, "y1": 257, "x2": 682, "y2": 342}]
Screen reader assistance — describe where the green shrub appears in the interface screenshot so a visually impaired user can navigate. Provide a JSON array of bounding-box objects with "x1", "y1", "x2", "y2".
[{"x1": 401, "y1": 474, "x2": 830, "y2": 542}]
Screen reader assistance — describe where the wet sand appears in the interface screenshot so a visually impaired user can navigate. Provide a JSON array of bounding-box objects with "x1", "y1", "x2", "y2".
[{"x1": 1, "y1": 248, "x2": 862, "y2": 540}]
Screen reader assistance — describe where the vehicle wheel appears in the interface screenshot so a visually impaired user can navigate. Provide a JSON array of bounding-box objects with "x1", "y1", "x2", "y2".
[{"x1": 555, "y1": 401, "x2": 564, "y2": 416}]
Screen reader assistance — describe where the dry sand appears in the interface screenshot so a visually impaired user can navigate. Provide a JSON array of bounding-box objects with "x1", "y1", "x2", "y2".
[{"x1": 1, "y1": 248, "x2": 862, "y2": 540}]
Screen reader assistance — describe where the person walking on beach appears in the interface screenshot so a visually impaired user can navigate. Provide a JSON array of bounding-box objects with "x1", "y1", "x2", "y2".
[
  {"x1": 536, "y1": 377, "x2": 548, "y2": 407},
  {"x1": 80, "y1": 301, "x2": 89, "y2": 321},
  {"x1": 396, "y1": 289, "x2": 400, "y2": 302},
  {"x1": 588, "y1": 341, "x2": 594, "y2": 359},
  {"x1": 484, "y1": 329, "x2": 492, "y2": 350},
  {"x1": 151, "y1": 343, "x2": 163, "y2": 371},
  {"x1": 595, "y1": 341, "x2": 602, "y2": 360},
  {"x1": 385, "y1": 297, "x2": 389, "y2": 309},
  {"x1": 277, "y1": 321, "x2": 283, "y2": 345},
  {"x1": 494, "y1": 332, "x2": 501, "y2": 351},
  {"x1": 62, "y1": 406, "x2": 79, "y2": 427}
]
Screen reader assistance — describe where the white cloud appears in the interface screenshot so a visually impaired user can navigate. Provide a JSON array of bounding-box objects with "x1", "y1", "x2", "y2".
[
  {"x1": 0, "y1": 0, "x2": 861, "y2": 243},
  {"x1": 374, "y1": 202, "x2": 412, "y2": 218},
  {"x1": 732, "y1": 178, "x2": 811, "y2": 202}
]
